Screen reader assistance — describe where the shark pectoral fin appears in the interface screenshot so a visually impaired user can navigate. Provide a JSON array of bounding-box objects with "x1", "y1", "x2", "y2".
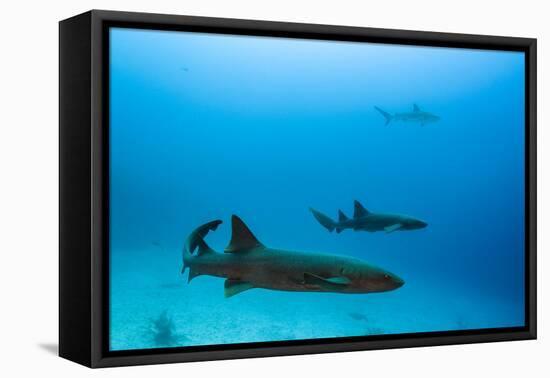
[
  {"x1": 384, "y1": 223, "x2": 403, "y2": 233},
  {"x1": 325, "y1": 276, "x2": 352, "y2": 285},
  {"x1": 224, "y1": 279, "x2": 255, "y2": 298},
  {"x1": 303, "y1": 273, "x2": 351, "y2": 290}
]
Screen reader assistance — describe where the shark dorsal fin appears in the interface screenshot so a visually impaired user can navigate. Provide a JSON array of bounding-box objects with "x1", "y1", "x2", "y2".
[
  {"x1": 196, "y1": 237, "x2": 215, "y2": 256},
  {"x1": 353, "y1": 200, "x2": 370, "y2": 218},
  {"x1": 338, "y1": 210, "x2": 349, "y2": 222},
  {"x1": 225, "y1": 215, "x2": 265, "y2": 253},
  {"x1": 413, "y1": 104, "x2": 420, "y2": 112}
]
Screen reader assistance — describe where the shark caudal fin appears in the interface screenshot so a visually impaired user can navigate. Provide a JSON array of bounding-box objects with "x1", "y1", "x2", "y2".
[
  {"x1": 374, "y1": 106, "x2": 393, "y2": 125},
  {"x1": 185, "y1": 220, "x2": 222, "y2": 255},
  {"x1": 309, "y1": 207, "x2": 337, "y2": 232},
  {"x1": 182, "y1": 219, "x2": 222, "y2": 277},
  {"x1": 183, "y1": 237, "x2": 215, "y2": 282}
]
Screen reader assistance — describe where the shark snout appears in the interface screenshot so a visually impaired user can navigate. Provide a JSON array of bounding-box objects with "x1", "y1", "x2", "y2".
[
  {"x1": 416, "y1": 220, "x2": 428, "y2": 229},
  {"x1": 374, "y1": 272, "x2": 405, "y2": 292},
  {"x1": 404, "y1": 219, "x2": 427, "y2": 230},
  {"x1": 392, "y1": 276, "x2": 405, "y2": 289}
]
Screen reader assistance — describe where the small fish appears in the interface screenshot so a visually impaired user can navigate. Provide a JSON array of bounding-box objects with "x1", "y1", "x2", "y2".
[{"x1": 348, "y1": 312, "x2": 368, "y2": 322}]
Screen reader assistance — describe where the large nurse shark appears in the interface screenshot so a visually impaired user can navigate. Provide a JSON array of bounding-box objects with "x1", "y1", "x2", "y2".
[
  {"x1": 375, "y1": 104, "x2": 440, "y2": 126},
  {"x1": 182, "y1": 215, "x2": 404, "y2": 298},
  {"x1": 310, "y1": 200, "x2": 427, "y2": 234}
]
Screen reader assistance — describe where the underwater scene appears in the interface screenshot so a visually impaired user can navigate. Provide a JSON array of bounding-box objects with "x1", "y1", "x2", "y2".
[{"x1": 109, "y1": 27, "x2": 526, "y2": 351}]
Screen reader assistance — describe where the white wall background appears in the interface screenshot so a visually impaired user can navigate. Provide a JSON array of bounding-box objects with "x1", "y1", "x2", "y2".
[{"x1": 0, "y1": 0, "x2": 546, "y2": 376}]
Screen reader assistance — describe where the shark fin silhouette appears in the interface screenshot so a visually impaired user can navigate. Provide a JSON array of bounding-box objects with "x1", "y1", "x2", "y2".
[
  {"x1": 309, "y1": 207, "x2": 336, "y2": 232},
  {"x1": 304, "y1": 273, "x2": 351, "y2": 290},
  {"x1": 225, "y1": 215, "x2": 265, "y2": 253},
  {"x1": 224, "y1": 279, "x2": 254, "y2": 298},
  {"x1": 353, "y1": 200, "x2": 370, "y2": 218},
  {"x1": 338, "y1": 210, "x2": 349, "y2": 222},
  {"x1": 384, "y1": 223, "x2": 403, "y2": 233},
  {"x1": 374, "y1": 106, "x2": 393, "y2": 125}
]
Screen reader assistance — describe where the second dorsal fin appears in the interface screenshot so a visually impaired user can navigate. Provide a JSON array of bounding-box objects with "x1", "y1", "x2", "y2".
[
  {"x1": 225, "y1": 215, "x2": 265, "y2": 253},
  {"x1": 196, "y1": 237, "x2": 215, "y2": 256},
  {"x1": 338, "y1": 210, "x2": 349, "y2": 222}
]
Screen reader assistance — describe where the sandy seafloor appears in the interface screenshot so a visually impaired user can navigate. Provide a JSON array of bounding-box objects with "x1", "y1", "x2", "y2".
[{"x1": 110, "y1": 247, "x2": 523, "y2": 351}]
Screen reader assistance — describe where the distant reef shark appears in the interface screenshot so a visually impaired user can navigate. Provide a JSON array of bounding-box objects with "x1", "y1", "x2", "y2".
[
  {"x1": 374, "y1": 104, "x2": 440, "y2": 126},
  {"x1": 310, "y1": 200, "x2": 427, "y2": 234},
  {"x1": 182, "y1": 215, "x2": 404, "y2": 298}
]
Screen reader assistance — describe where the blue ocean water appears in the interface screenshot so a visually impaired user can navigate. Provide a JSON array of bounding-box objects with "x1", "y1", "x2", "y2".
[{"x1": 109, "y1": 27, "x2": 525, "y2": 351}]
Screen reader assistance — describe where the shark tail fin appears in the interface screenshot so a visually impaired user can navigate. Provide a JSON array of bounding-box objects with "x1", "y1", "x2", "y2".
[
  {"x1": 184, "y1": 237, "x2": 214, "y2": 282},
  {"x1": 309, "y1": 207, "x2": 336, "y2": 233},
  {"x1": 181, "y1": 245, "x2": 191, "y2": 274},
  {"x1": 374, "y1": 106, "x2": 393, "y2": 125},
  {"x1": 182, "y1": 219, "x2": 222, "y2": 274}
]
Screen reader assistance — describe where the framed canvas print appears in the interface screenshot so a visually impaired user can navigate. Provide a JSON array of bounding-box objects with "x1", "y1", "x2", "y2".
[{"x1": 59, "y1": 10, "x2": 536, "y2": 368}]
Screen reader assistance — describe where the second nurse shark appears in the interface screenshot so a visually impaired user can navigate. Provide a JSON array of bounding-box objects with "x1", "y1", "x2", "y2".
[
  {"x1": 310, "y1": 200, "x2": 427, "y2": 234},
  {"x1": 182, "y1": 216, "x2": 404, "y2": 298}
]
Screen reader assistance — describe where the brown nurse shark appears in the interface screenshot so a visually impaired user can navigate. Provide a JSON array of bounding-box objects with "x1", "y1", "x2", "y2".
[{"x1": 182, "y1": 215, "x2": 404, "y2": 298}]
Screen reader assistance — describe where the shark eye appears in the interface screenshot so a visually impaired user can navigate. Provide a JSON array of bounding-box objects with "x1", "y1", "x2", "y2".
[{"x1": 384, "y1": 274, "x2": 390, "y2": 280}]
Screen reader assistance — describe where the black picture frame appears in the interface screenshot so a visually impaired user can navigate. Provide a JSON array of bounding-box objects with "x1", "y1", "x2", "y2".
[{"x1": 59, "y1": 9, "x2": 537, "y2": 368}]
